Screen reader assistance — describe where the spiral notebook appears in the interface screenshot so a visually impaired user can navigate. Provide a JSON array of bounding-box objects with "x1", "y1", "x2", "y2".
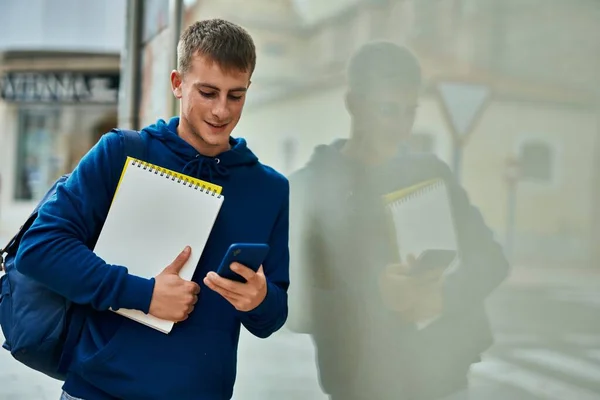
[
  {"x1": 382, "y1": 178, "x2": 458, "y2": 264},
  {"x1": 93, "y1": 156, "x2": 224, "y2": 334}
]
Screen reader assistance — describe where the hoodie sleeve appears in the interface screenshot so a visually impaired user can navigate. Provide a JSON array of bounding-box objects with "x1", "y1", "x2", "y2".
[
  {"x1": 433, "y1": 158, "x2": 510, "y2": 314},
  {"x1": 15, "y1": 131, "x2": 155, "y2": 313},
  {"x1": 239, "y1": 178, "x2": 290, "y2": 339}
]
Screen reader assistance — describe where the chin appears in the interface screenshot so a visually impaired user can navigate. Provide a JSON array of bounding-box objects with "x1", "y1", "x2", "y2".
[
  {"x1": 199, "y1": 128, "x2": 232, "y2": 147},
  {"x1": 198, "y1": 133, "x2": 227, "y2": 147}
]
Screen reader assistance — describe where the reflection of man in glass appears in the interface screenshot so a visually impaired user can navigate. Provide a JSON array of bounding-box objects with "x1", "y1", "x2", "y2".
[{"x1": 288, "y1": 42, "x2": 509, "y2": 400}]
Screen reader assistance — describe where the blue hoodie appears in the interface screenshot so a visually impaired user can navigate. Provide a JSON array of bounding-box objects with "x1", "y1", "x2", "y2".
[{"x1": 15, "y1": 117, "x2": 290, "y2": 400}]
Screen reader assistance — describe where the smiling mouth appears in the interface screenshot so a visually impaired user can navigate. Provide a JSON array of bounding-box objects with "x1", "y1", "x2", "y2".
[{"x1": 206, "y1": 121, "x2": 228, "y2": 128}]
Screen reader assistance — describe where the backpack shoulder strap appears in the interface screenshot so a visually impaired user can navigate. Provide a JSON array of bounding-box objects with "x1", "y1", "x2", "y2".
[{"x1": 112, "y1": 128, "x2": 147, "y2": 161}]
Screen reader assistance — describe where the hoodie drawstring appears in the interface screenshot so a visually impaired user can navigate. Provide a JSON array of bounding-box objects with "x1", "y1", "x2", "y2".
[{"x1": 182, "y1": 155, "x2": 230, "y2": 183}]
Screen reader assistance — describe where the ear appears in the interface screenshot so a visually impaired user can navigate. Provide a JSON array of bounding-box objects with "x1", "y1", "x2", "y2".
[{"x1": 170, "y1": 70, "x2": 183, "y2": 99}]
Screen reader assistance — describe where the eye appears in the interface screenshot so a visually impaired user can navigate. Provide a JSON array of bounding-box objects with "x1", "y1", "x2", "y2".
[
  {"x1": 200, "y1": 91, "x2": 216, "y2": 98},
  {"x1": 228, "y1": 94, "x2": 243, "y2": 101}
]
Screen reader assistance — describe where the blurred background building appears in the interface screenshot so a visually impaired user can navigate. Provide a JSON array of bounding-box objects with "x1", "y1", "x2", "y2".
[
  {"x1": 116, "y1": 0, "x2": 600, "y2": 269},
  {"x1": 0, "y1": 0, "x2": 125, "y2": 239}
]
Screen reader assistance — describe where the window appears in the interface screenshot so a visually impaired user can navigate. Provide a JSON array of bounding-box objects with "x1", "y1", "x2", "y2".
[
  {"x1": 519, "y1": 141, "x2": 553, "y2": 182},
  {"x1": 14, "y1": 109, "x2": 62, "y2": 201},
  {"x1": 13, "y1": 107, "x2": 114, "y2": 201}
]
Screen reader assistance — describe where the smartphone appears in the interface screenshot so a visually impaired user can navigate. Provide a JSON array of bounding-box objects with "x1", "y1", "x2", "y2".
[
  {"x1": 408, "y1": 249, "x2": 457, "y2": 276},
  {"x1": 216, "y1": 243, "x2": 270, "y2": 283}
]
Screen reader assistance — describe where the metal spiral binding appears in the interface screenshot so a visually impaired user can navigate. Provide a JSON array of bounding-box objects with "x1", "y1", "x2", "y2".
[
  {"x1": 388, "y1": 180, "x2": 444, "y2": 208},
  {"x1": 131, "y1": 159, "x2": 222, "y2": 198}
]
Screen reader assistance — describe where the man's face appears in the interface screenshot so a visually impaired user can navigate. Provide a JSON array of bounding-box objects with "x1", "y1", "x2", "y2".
[
  {"x1": 171, "y1": 53, "x2": 251, "y2": 152},
  {"x1": 350, "y1": 84, "x2": 419, "y2": 146}
]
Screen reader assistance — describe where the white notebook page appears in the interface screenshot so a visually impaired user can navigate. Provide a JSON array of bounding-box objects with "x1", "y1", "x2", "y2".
[
  {"x1": 94, "y1": 157, "x2": 224, "y2": 333},
  {"x1": 386, "y1": 181, "x2": 457, "y2": 262}
]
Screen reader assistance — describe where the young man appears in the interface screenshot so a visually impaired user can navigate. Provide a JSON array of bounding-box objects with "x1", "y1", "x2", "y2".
[
  {"x1": 288, "y1": 42, "x2": 509, "y2": 399},
  {"x1": 16, "y1": 19, "x2": 290, "y2": 400}
]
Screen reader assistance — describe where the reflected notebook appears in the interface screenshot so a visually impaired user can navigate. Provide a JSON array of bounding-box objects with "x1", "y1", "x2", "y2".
[
  {"x1": 382, "y1": 179, "x2": 459, "y2": 329},
  {"x1": 382, "y1": 178, "x2": 458, "y2": 264},
  {"x1": 94, "y1": 157, "x2": 224, "y2": 334}
]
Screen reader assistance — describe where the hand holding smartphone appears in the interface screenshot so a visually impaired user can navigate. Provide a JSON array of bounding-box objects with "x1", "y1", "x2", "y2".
[{"x1": 216, "y1": 243, "x2": 270, "y2": 283}]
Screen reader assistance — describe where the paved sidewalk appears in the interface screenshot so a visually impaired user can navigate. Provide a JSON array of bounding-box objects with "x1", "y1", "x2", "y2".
[
  {"x1": 0, "y1": 328, "x2": 326, "y2": 400},
  {"x1": 1, "y1": 239, "x2": 62, "y2": 397},
  {"x1": 233, "y1": 327, "x2": 327, "y2": 399}
]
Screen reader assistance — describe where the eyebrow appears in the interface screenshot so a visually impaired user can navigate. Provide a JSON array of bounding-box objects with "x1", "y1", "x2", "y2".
[{"x1": 194, "y1": 83, "x2": 247, "y2": 92}]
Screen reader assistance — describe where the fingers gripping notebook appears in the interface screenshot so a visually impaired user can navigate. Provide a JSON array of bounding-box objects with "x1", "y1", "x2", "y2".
[
  {"x1": 93, "y1": 157, "x2": 224, "y2": 333},
  {"x1": 382, "y1": 179, "x2": 459, "y2": 329}
]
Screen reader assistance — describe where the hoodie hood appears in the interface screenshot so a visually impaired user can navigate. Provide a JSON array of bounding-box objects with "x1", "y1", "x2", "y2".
[
  {"x1": 142, "y1": 117, "x2": 259, "y2": 182},
  {"x1": 307, "y1": 139, "x2": 352, "y2": 171}
]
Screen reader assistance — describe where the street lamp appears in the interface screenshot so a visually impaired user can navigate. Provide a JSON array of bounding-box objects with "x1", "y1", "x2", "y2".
[{"x1": 504, "y1": 156, "x2": 521, "y2": 263}]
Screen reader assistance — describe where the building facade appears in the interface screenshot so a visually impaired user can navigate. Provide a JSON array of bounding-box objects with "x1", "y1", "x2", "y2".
[{"x1": 0, "y1": 0, "x2": 126, "y2": 239}]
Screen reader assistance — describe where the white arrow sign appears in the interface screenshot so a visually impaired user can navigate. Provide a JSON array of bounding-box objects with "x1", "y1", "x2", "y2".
[{"x1": 438, "y1": 82, "x2": 491, "y2": 140}]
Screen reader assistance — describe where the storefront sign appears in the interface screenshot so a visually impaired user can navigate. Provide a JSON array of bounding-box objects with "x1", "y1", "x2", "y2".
[{"x1": 0, "y1": 71, "x2": 120, "y2": 104}]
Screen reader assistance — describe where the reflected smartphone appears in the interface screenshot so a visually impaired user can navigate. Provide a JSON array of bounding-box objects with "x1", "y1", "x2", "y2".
[
  {"x1": 408, "y1": 249, "x2": 457, "y2": 276},
  {"x1": 216, "y1": 243, "x2": 270, "y2": 283}
]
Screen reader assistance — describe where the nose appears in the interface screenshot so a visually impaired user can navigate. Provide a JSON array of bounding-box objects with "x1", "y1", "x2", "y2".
[{"x1": 211, "y1": 96, "x2": 230, "y2": 121}]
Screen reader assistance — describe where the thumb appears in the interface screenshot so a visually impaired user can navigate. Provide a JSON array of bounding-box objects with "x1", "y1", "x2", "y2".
[{"x1": 162, "y1": 246, "x2": 191, "y2": 275}]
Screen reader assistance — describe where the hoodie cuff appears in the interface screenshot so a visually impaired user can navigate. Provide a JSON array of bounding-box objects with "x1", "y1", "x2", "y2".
[
  {"x1": 246, "y1": 281, "x2": 278, "y2": 317},
  {"x1": 115, "y1": 274, "x2": 156, "y2": 314}
]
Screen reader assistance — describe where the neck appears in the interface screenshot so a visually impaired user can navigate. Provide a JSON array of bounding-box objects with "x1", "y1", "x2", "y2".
[
  {"x1": 177, "y1": 117, "x2": 230, "y2": 157},
  {"x1": 342, "y1": 127, "x2": 398, "y2": 166}
]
